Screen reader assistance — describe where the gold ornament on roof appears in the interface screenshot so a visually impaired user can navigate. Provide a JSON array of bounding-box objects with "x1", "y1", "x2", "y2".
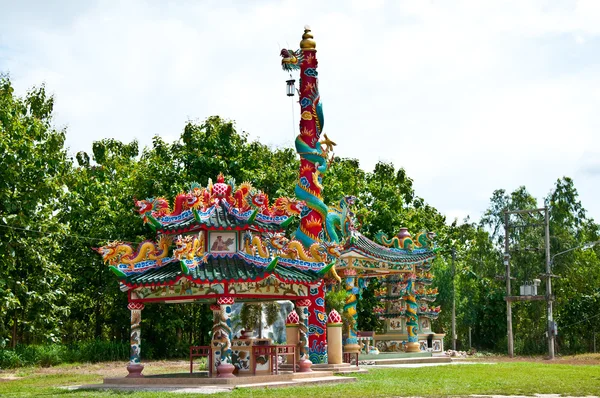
[{"x1": 300, "y1": 25, "x2": 316, "y2": 50}]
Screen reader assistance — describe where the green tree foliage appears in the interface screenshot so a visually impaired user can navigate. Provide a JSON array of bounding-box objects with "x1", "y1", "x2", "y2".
[
  {"x1": 2, "y1": 75, "x2": 600, "y2": 359},
  {"x1": 0, "y1": 76, "x2": 71, "y2": 347},
  {"x1": 356, "y1": 278, "x2": 384, "y2": 333}
]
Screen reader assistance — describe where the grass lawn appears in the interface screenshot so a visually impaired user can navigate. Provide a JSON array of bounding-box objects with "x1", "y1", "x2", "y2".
[{"x1": 1, "y1": 359, "x2": 599, "y2": 397}]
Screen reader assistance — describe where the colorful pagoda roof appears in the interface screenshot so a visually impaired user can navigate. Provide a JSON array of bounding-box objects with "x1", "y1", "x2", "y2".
[
  {"x1": 154, "y1": 201, "x2": 290, "y2": 234},
  {"x1": 122, "y1": 254, "x2": 321, "y2": 287},
  {"x1": 134, "y1": 174, "x2": 304, "y2": 233},
  {"x1": 339, "y1": 231, "x2": 437, "y2": 266}
]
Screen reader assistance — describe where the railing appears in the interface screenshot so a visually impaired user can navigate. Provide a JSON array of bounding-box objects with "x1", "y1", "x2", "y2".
[
  {"x1": 343, "y1": 351, "x2": 360, "y2": 367},
  {"x1": 252, "y1": 344, "x2": 297, "y2": 375},
  {"x1": 189, "y1": 346, "x2": 212, "y2": 376}
]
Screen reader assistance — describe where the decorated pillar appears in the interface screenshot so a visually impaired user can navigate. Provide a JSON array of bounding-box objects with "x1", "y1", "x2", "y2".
[
  {"x1": 308, "y1": 283, "x2": 328, "y2": 364},
  {"x1": 342, "y1": 268, "x2": 360, "y2": 353},
  {"x1": 285, "y1": 310, "x2": 300, "y2": 365},
  {"x1": 326, "y1": 309, "x2": 343, "y2": 364},
  {"x1": 280, "y1": 27, "x2": 329, "y2": 247},
  {"x1": 209, "y1": 304, "x2": 221, "y2": 375},
  {"x1": 405, "y1": 274, "x2": 420, "y2": 352},
  {"x1": 127, "y1": 302, "x2": 145, "y2": 378},
  {"x1": 212, "y1": 297, "x2": 235, "y2": 378},
  {"x1": 295, "y1": 298, "x2": 313, "y2": 372}
]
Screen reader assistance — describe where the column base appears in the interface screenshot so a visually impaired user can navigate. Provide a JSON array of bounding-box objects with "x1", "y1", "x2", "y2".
[
  {"x1": 406, "y1": 342, "x2": 420, "y2": 353},
  {"x1": 298, "y1": 358, "x2": 313, "y2": 372},
  {"x1": 343, "y1": 343, "x2": 361, "y2": 354},
  {"x1": 216, "y1": 363, "x2": 236, "y2": 378},
  {"x1": 126, "y1": 364, "x2": 144, "y2": 378}
]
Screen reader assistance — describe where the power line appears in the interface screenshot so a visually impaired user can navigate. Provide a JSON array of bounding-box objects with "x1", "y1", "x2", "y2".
[{"x1": 568, "y1": 312, "x2": 600, "y2": 328}]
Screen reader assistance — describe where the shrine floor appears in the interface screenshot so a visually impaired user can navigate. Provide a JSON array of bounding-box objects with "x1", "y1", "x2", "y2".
[{"x1": 79, "y1": 370, "x2": 357, "y2": 391}]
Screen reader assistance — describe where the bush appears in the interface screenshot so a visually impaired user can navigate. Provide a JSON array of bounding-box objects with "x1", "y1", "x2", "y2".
[
  {"x1": 0, "y1": 340, "x2": 130, "y2": 369},
  {"x1": 0, "y1": 350, "x2": 24, "y2": 369},
  {"x1": 37, "y1": 345, "x2": 66, "y2": 367}
]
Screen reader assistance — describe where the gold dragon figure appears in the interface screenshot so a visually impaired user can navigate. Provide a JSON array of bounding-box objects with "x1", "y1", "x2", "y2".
[
  {"x1": 262, "y1": 232, "x2": 327, "y2": 262},
  {"x1": 242, "y1": 232, "x2": 270, "y2": 258},
  {"x1": 95, "y1": 235, "x2": 172, "y2": 270},
  {"x1": 173, "y1": 232, "x2": 205, "y2": 260}
]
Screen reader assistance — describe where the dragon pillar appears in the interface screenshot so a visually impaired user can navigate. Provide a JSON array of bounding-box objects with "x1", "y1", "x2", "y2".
[
  {"x1": 212, "y1": 297, "x2": 236, "y2": 377},
  {"x1": 126, "y1": 302, "x2": 145, "y2": 378},
  {"x1": 342, "y1": 268, "x2": 361, "y2": 353},
  {"x1": 281, "y1": 27, "x2": 329, "y2": 247},
  {"x1": 405, "y1": 274, "x2": 420, "y2": 352},
  {"x1": 295, "y1": 298, "x2": 313, "y2": 372}
]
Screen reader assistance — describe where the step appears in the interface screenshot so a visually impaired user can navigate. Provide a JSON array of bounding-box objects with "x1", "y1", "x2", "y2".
[
  {"x1": 363, "y1": 356, "x2": 452, "y2": 365},
  {"x1": 278, "y1": 362, "x2": 367, "y2": 374},
  {"x1": 103, "y1": 370, "x2": 336, "y2": 386},
  {"x1": 236, "y1": 375, "x2": 357, "y2": 389}
]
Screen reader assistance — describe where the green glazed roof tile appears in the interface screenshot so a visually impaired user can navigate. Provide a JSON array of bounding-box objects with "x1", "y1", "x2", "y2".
[
  {"x1": 343, "y1": 232, "x2": 436, "y2": 264},
  {"x1": 160, "y1": 202, "x2": 286, "y2": 232},
  {"x1": 125, "y1": 254, "x2": 320, "y2": 286}
]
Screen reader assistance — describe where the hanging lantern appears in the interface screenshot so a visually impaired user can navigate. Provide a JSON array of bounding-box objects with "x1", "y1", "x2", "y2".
[{"x1": 286, "y1": 78, "x2": 296, "y2": 97}]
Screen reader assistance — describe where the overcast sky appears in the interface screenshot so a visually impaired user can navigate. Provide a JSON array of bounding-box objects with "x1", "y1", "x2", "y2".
[{"x1": 1, "y1": 0, "x2": 599, "y2": 224}]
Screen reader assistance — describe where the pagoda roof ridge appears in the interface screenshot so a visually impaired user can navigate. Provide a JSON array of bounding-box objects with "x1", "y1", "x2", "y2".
[
  {"x1": 122, "y1": 252, "x2": 321, "y2": 287},
  {"x1": 340, "y1": 231, "x2": 436, "y2": 265},
  {"x1": 133, "y1": 174, "x2": 306, "y2": 233}
]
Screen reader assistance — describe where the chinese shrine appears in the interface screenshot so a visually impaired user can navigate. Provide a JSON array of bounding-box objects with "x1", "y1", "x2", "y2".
[{"x1": 96, "y1": 26, "x2": 443, "y2": 380}]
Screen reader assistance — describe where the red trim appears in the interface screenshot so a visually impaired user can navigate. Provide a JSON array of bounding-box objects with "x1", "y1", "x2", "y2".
[
  {"x1": 131, "y1": 293, "x2": 308, "y2": 303},
  {"x1": 158, "y1": 223, "x2": 285, "y2": 235},
  {"x1": 124, "y1": 270, "x2": 316, "y2": 289}
]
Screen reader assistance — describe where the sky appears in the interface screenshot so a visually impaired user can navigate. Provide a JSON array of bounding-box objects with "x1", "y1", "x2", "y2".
[{"x1": 1, "y1": 0, "x2": 599, "y2": 224}]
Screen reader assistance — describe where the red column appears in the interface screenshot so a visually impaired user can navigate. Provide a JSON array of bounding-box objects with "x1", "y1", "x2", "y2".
[{"x1": 308, "y1": 283, "x2": 328, "y2": 364}]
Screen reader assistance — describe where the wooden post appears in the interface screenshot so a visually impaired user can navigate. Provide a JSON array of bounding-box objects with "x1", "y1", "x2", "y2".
[
  {"x1": 504, "y1": 211, "x2": 514, "y2": 358},
  {"x1": 544, "y1": 207, "x2": 555, "y2": 359}
]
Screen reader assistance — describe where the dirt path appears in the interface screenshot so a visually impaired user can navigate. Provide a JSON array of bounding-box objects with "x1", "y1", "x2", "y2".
[{"x1": 466, "y1": 353, "x2": 600, "y2": 365}]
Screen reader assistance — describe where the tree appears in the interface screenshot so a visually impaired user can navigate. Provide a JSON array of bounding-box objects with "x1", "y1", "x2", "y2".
[{"x1": 0, "y1": 75, "x2": 70, "y2": 347}]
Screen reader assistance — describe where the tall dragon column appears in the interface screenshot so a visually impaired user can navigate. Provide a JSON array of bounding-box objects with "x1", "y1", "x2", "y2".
[
  {"x1": 405, "y1": 273, "x2": 420, "y2": 352},
  {"x1": 280, "y1": 27, "x2": 328, "y2": 246},
  {"x1": 295, "y1": 298, "x2": 313, "y2": 372},
  {"x1": 212, "y1": 297, "x2": 236, "y2": 377},
  {"x1": 342, "y1": 268, "x2": 361, "y2": 354},
  {"x1": 281, "y1": 27, "x2": 329, "y2": 365},
  {"x1": 126, "y1": 302, "x2": 144, "y2": 378}
]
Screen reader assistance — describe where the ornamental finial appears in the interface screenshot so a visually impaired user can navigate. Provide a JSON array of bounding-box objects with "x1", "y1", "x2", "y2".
[{"x1": 300, "y1": 25, "x2": 316, "y2": 50}]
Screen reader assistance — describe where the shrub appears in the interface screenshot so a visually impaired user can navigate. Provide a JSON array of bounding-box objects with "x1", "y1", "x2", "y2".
[{"x1": 0, "y1": 350, "x2": 24, "y2": 369}]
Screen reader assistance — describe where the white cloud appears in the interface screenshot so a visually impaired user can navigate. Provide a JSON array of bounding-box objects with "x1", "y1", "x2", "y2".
[{"x1": 1, "y1": 0, "x2": 600, "y2": 224}]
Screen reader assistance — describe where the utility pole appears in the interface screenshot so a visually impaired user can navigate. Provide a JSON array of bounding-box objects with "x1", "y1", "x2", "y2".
[
  {"x1": 504, "y1": 211, "x2": 514, "y2": 357},
  {"x1": 544, "y1": 207, "x2": 555, "y2": 359},
  {"x1": 452, "y1": 247, "x2": 456, "y2": 351},
  {"x1": 468, "y1": 326, "x2": 472, "y2": 349}
]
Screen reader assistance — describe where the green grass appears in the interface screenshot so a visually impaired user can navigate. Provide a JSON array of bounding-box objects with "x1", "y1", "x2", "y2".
[{"x1": 1, "y1": 362, "x2": 599, "y2": 397}]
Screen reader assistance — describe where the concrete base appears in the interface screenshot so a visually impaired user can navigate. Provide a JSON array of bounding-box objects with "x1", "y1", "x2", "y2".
[
  {"x1": 298, "y1": 358, "x2": 313, "y2": 372},
  {"x1": 126, "y1": 364, "x2": 144, "y2": 378},
  {"x1": 216, "y1": 363, "x2": 236, "y2": 378},
  {"x1": 77, "y1": 374, "x2": 356, "y2": 393},
  {"x1": 343, "y1": 344, "x2": 361, "y2": 353},
  {"x1": 406, "y1": 342, "x2": 420, "y2": 353},
  {"x1": 102, "y1": 370, "x2": 355, "y2": 388}
]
